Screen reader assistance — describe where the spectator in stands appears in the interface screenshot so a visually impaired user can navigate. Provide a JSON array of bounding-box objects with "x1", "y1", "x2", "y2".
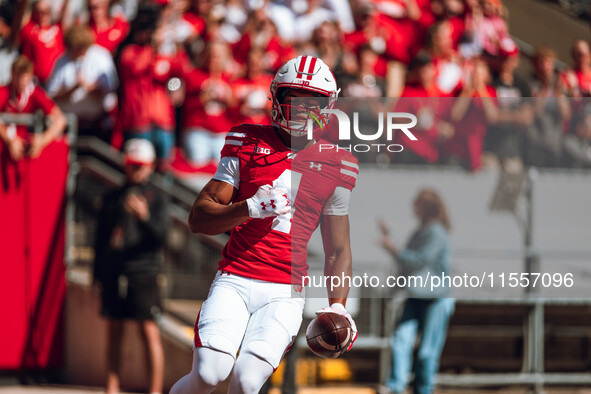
[
  {"x1": 374, "y1": 0, "x2": 422, "y2": 22},
  {"x1": 223, "y1": 0, "x2": 250, "y2": 43},
  {"x1": 0, "y1": 3, "x2": 19, "y2": 86},
  {"x1": 0, "y1": 56, "x2": 66, "y2": 161},
  {"x1": 232, "y1": 47, "x2": 273, "y2": 125},
  {"x1": 19, "y1": 0, "x2": 66, "y2": 85},
  {"x1": 302, "y1": 21, "x2": 357, "y2": 86},
  {"x1": 426, "y1": 20, "x2": 463, "y2": 94},
  {"x1": 431, "y1": 0, "x2": 464, "y2": 51},
  {"x1": 286, "y1": 0, "x2": 355, "y2": 34},
  {"x1": 201, "y1": 0, "x2": 245, "y2": 44},
  {"x1": 561, "y1": 40, "x2": 591, "y2": 98},
  {"x1": 93, "y1": 139, "x2": 168, "y2": 394},
  {"x1": 182, "y1": 40, "x2": 235, "y2": 166},
  {"x1": 379, "y1": 188, "x2": 454, "y2": 394},
  {"x1": 482, "y1": 38, "x2": 533, "y2": 172},
  {"x1": 394, "y1": 51, "x2": 454, "y2": 165},
  {"x1": 400, "y1": 51, "x2": 446, "y2": 97},
  {"x1": 88, "y1": 0, "x2": 130, "y2": 54},
  {"x1": 293, "y1": 0, "x2": 337, "y2": 44},
  {"x1": 461, "y1": 0, "x2": 510, "y2": 60},
  {"x1": 232, "y1": 8, "x2": 295, "y2": 74},
  {"x1": 344, "y1": 1, "x2": 414, "y2": 76},
  {"x1": 117, "y1": 4, "x2": 179, "y2": 170},
  {"x1": 343, "y1": 43, "x2": 386, "y2": 97},
  {"x1": 155, "y1": 0, "x2": 196, "y2": 54},
  {"x1": 525, "y1": 46, "x2": 571, "y2": 167},
  {"x1": 246, "y1": 0, "x2": 296, "y2": 42},
  {"x1": 563, "y1": 101, "x2": 591, "y2": 168},
  {"x1": 109, "y1": 0, "x2": 138, "y2": 22},
  {"x1": 182, "y1": 0, "x2": 211, "y2": 39},
  {"x1": 47, "y1": 25, "x2": 118, "y2": 139},
  {"x1": 442, "y1": 59, "x2": 498, "y2": 171}
]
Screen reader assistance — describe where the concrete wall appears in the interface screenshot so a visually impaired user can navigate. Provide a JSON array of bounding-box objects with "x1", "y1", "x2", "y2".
[{"x1": 64, "y1": 282, "x2": 193, "y2": 392}]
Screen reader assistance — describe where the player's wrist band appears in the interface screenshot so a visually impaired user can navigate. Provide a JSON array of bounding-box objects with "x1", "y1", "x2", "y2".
[{"x1": 245, "y1": 197, "x2": 259, "y2": 218}]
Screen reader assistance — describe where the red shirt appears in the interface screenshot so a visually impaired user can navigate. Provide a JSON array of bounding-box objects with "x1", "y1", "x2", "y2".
[
  {"x1": 432, "y1": 54, "x2": 464, "y2": 94},
  {"x1": 182, "y1": 68, "x2": 234, "y2": 133},
  {"x1": 561, "y1": 69, "x2": 591, "y2": 97},
  {"x1": 0, "y1": 84, "x2": 55, "y2": 137},
  {"x1": 395, "y1": 84, "x2": 451, "y2": 163},
  {"x1": 118, "y1": 44, "x2": 178, "y2": 131},
  {"x1": 344, "y1": 14, "x2": 417, "y2": 76},
  {"x1": 446, "y1": 16, "x2": 465, "y2": 50},
  {"x1": 415, "y1": 0, "x2": 437, "y2": 35},
  {"x1": 232, "y1": 74, "x2": 273, "y2": 125},
  {"x1": 232, "y1": 34, "x2": 296, "y2": 73},
  {"x1": 90, "y1": 16, "x2": 129, "y2": 54},
  {"x1": 442, "y1": 86, "x2": 497, "y2": 170},
  {"x1": 182, "y1": 11, "x2": 206, "y2": 37},
  {"x1": 216, "y1": 124, "x2": 358, "y2": 284},
  {"x1": 19, "y1": 22, "x2": 65, "y2": 84}
]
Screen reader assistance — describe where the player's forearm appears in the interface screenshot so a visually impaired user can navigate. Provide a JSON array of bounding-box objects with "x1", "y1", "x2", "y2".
[
  {"x1": 325, "y1": 248, "x2": 352, "y2": 307},
  {"x1": 188, "y1": 198, "x2": 250, "y2": 235}
]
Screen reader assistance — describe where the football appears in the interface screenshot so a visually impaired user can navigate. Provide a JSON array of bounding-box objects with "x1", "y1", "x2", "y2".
[{"x1": 306, "y1": 312, "x2": 353, "y2": 358}]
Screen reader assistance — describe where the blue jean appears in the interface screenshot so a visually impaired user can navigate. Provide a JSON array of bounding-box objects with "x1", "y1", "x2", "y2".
[
  {"x1": 182, "y1": 128, "x2": 226, "y2": 166},
  {"x1": 124, "y1": 127, "x2": 174, "y2": 160},
  {"x1": 387, "y1": 298, "x2": 455, "y2": 394}
]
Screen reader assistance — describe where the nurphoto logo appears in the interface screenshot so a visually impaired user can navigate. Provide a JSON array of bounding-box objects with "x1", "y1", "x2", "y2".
[{"x1": 306, "y1": 109, "x2": 419, "y2": 153}]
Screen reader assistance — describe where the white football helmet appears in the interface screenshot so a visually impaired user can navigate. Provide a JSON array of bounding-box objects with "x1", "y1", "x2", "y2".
[{"x1": 270, "y1": 56, "x2": 340, "y2": 137}]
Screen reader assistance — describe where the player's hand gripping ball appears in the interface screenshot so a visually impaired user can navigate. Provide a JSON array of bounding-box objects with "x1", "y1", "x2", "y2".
[
  {"x1": 306, "y1": 303, "x2": 357, "y2": 358},
  {"x1": 246, "y1": 184, "x2": 291, "y2": 218}
]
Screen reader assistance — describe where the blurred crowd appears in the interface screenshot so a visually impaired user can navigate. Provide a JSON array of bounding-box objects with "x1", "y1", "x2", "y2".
[{"x1": 1, "y1": 0, "x2": 591, "y2": 172}]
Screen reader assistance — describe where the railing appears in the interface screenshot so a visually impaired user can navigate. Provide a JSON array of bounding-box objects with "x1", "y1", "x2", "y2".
[{"x1": 69, "y1": 136, "x2": 227, "y2": 302}]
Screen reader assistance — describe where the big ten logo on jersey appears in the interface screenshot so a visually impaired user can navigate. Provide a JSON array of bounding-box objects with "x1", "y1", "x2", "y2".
[
  {"x1": 271, "y1": 169, "x2": 302, "y2": 234},
  {"x1": 256, "y1": 146, "x2": 271, "y2": 155}
]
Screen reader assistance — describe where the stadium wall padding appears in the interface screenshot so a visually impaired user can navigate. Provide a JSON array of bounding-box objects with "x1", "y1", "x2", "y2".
[{"x1": 0, "y1": 139, "x2": 68, "y2": 370}]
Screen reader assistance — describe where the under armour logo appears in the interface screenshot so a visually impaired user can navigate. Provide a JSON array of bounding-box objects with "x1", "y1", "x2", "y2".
[
  {"x1": 260, "y1": 200, "x2": 276, "y2": 210},
  {"x1": 309, "y1": 162, "x2": 322, "y2": 171}
]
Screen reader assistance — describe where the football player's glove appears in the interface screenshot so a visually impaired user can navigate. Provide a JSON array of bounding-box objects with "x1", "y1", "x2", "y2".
[
  {"x1": 316, "y1": 302, "x2": 358, "y2": 351},
  {"x1": 246, "y1": 184, "x2": 291, "y2": 219}
]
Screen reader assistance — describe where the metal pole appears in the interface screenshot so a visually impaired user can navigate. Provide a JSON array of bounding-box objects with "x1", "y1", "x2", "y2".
[
  {"x1": 64, "y1": 114, "x2": 79, "y2": 268},
  {"x1": 524, "y1": 168, "x2": 540, "y2": 294},
  {"x1": 522, "y1": 168, "x2": 544, "y2": 393}
]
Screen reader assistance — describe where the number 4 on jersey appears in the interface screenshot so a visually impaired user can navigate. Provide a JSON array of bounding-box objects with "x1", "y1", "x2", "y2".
[{"x1": 272, "y1": 169, "x2": 302, "y2": 234}]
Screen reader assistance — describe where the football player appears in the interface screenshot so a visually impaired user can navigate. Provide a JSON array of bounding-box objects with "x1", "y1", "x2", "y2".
[{"x1": 170, "y1": 55, "x2": 359, "y2": 394}]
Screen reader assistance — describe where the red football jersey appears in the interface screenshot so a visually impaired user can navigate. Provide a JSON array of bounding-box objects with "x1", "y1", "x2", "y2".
[{"x1": 216, "y1": 124, "x2": 358, "y2": 284}]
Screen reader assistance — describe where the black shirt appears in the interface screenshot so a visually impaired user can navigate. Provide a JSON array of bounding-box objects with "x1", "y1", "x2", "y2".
[{"x1": 93, "y1": 181, "x2": 169, "y2": 282}]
